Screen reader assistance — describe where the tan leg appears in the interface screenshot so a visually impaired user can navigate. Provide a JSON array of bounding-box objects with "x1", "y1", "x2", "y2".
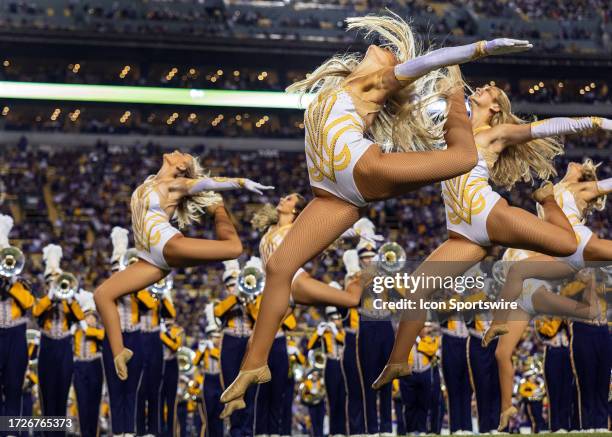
[
  {"x1": 354, "y1": 88, "x2": 478, "y2": 201},
  {"x1": 93, "y1": 261, "x2": 166, "y2": 377},
  {"x1": 220, "y1": 195, "x2": 359, "y2": 404},
  {"x1": 291, "y1": 272, "x2": 363, "y2": 307},
  {"x1": 494, "y1": 315, "x2": 530, "y2": 430},
  {"x1": 584, "y1": 235, "x2": 612, "y2": 262},
  {"x1": 487, "y1": 198, "x2": 577, "y2": 257},
  {"x1": 373, "y1": 237, "x2": 487, "y2": 389},
  {"x1": 164, "y1": 207, "x2": 243, "y2": 268}
]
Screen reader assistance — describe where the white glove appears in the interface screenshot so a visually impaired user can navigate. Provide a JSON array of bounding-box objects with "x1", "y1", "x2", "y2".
[
  {"x1": 47, "y1": 287, "x2": 56, "y2": 301},
  {"x1": 343, "y1": 250, "x2": 361, "y2": 276},
  {"x1": 243, "y1": 179, "x2": 274, "y2": 195},
  {"x1": 79, "y1": 320, "x2": 88, "y2": 331},
  {"x1": 316, "y1": 323, "x2": 327, "y2": 336},
  {"x1": 0, "y1": 214, "x2": 14, "y2": 249},
  {"x1": 287, "y1": 345, "x2": 299, "y2": 356},
  {"x1": 328, "y1": 322, "x2": 339, "y2": 337},
  {"x1": 484, "y1": 39, "x2": 533, "y2": 56},
  {"x1": 110, "y1": 226, "x2": 129, "y2": 264},
  {"x1": 198, "y1": 340, "x2": 206, "y2": 352},
  {"x1": 206, "y1": 340, "x2": 214, "y2": 350},
  {"x1": 160, "y1": 323, "x2": 168, "y2": 334}
]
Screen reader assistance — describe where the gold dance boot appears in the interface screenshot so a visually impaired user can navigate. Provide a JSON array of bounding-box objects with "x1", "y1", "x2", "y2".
[
  {"x1": 220, "y1": 365, "x2": 271, "y2": 403},
  {"x1": 498, "y1": 406, "x2": 518, "y2": 431},
  {"x1": 114, "y1": 348, "x2": 133, "y2": 381},
  {"x1": 219, "y1": 398, "x2": 246, "y2": 419},
  {"x1": 481, "y1": 324, "x2": 509, "y2": 347},
  {"x1": 372, "y1": 363, "x2": 411, "y2": 390}
]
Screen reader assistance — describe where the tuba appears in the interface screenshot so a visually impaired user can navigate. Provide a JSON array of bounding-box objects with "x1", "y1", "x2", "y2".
[
  {"x1": 377, "y1": 242, "x2": 406, "y2": 273},
  {"x1": 237, "y1": 265, "x2": 264, "y2": 303},
  {"x1": 0, "y1": 246, "x2": 25, "y2": 277},
  {"x1": 298, "y1": 369, "x2": 325, "y2": 405},
  {"x1": 51, "y1": 272, "x2": 79, "y2": 301},
  {"x1": 177, "y1": 347, "x2": 196, "y2": 374},
  {"x1": 148, "y1": 275, "x2": 173, "y2": 300},
  {"x1": 307, "y1": 348, "x2": 326, "y2": 370},
  {"x1": 119, "y1": 248, "x2": 140, "y2": 270}
]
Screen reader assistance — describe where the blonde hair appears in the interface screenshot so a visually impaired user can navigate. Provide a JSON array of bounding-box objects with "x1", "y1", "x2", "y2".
[
  {"x1": 578, "y1": 158, "x2": 606, "y2": 215},
  {"x1": 173, "y1": 158, "x2": 222, "y2": 229},
  {"x1": 487, "y1": 89, "x2": 563, "y2": 190},
  {"x1": 286, "y1": 12, "x2": 465, "y2": 152}
]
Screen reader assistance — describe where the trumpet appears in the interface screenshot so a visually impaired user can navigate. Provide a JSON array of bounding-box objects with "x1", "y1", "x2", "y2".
[
  {"x1": 0, "y1": 246, "x2": 25, "y2": 277},
  {"x1": 148, "y1": 275, "x2": 173, "y2": 300},
  {"x1": 50, "y1": 272, "x2": 79, "y2": 301},
  {"x1": 377, "y1": 242, "x2": 406, "y2": 273},
  {"x1": 237, "y1": 265, "x2": 264, "y2": 303},
  {"x1": 119, "y1": 248, "x2": 139, "y2": 270},
  {"x1": 177, "y1": 347, "x2": 196, "y2": 374}
]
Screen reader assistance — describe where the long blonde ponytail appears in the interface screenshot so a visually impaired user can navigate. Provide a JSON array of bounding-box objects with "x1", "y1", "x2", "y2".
[
  {"x1": 488, "y1": 89, "x2": 564, "y2": 190},
  {"x1": 174, "y1": 158, "x2": 222, "y2": 229}
]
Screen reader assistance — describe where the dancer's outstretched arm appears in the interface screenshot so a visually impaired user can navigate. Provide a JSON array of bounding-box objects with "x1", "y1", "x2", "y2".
[
  {"x1": 389, "y1": 38, "x2": 532, "y2": 86},
  {"x1": 173, "y1": 176, "x2": 274, "y2": 195},
  {"x1": 478, "y1": 116, "x2": 612, "y2": 150}
]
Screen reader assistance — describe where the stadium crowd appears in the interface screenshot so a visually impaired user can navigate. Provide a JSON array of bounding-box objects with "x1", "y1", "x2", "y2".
[{"x1": 1, "y1": 0, "x2": 611, "y2": 54}]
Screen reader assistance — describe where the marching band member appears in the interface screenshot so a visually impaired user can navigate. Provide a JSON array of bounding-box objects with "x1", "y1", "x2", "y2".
[
  {"x1": 136, "y1": 277, "x2": 176, "y2": 436},
  {"x1": 517, "y1": 360, "x2": 547, "y2": 433},
  {"x1": 535, "y1": 317, "x2": 573, "y2": 432},
  {"x1": 0, "y1": 214, "x2": 34, "y2": 418},
  {"x1": 283, "y1": 335, "x2": 306, "y2": 436},
  {"x1": 307, "y1": 304, "x2": 346, "y2": 437},
  {"x1": 21, "y1": 330, "x2": 39, "y2": 428},
  {"x1": 357, "y1": 237, "x2": 394, "y2": 436},
  {"x1": 339, "y1": 250, "x2": 365, "y2": 435},
  {"x1": 567, "y1": 274, "x2": 610, "y2": 432},
  {"x1": 72, "y1": 290, "x2": 104, "y2": 437},
  {"x1": 221, "y1": 8, "x2": 534, "y2": 406},
  {"x1": 102, "y1": 227, "x2": 143, "y2": 436},
  {"x1": 94, "y1": 150, "x2": 272, "y2": 381},
  {"x1": 398, "y1": 326, "x2": 440, "y2": 434},
  {"x1": 464, "y1": 289, "x2": 501, "y2": 433},
  {"x1": 160, "y1": 318, "x2": 184, "y2": 437},
  {"x1": 439, "y1": 312, "x2": 472, "y2": 433},
  {"x1": 213, "y1": 260, "x2": 258, "y2": 435},
  {"x1": 33, "y1": 244, "x2": 85, "y2": 426},
  {"x1": 392, "y1": 379, "x2": 405, "y2": 436},
  {"x1": 195, "y1": 324, "x2": 223, "y2": 437},
  {"x1": 300, "y1": 370, "x2": 325, "y2": 437}
]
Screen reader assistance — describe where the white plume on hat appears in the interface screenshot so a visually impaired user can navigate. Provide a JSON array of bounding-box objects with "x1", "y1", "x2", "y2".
[
  {"x1": 110, "y1": 226, "x2": 129, "y2": 264},
  {"x1": 76, "y1": 290, "x2": 96, "y2": 313},
  {"x1": 343, "y1": 250, "x2": 361, "y2": 276},
  {"x1": 353, "y1": 218, "x2": 376, "y2": 238},
  {"x1": 245, "y1": 256, "x2": 263, "y2": 271},
  {"x1": 0, "y1": 214, "x2": 14, "y2": 249},
  {"x1": 42, "y1": 244, "x2": 63, "y2": 277},
  {"x1": 222, "y1": 259, "x2": 240, "y2": 283}
]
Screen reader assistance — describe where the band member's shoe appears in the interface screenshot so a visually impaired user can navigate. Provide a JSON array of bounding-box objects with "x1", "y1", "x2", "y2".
[
  {"x1": 497, "y1": 406, "x2": 518, "y2": 431},
  {"x1": 532, "y1": 181, "x2": 554, "y2": 203},
  {"x1": 372, "y1": 363, "x2": 411, "y2": 390},
  {"x1": 482, "y1": 324, "x2": 509, "y2": 347},
  {"x1": 220, "y1": 365, "x2": 271, "y2": 403},
  {"x1": 114, "y1": 348, "x2": 133, "y2": 381},
  {"x1": 219, "y1": 397, "x2": 246, "y2": 419}
]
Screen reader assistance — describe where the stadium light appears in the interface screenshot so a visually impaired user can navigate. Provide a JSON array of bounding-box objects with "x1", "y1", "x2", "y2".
[{"x1": 0, "y1": 81, "x2": 314, "y2": 109}]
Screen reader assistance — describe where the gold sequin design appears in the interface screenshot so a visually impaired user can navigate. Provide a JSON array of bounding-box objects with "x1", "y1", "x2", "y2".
[
  {"x1": 131, "y1": 182, "x2": 168, "y2": 251},
  {"x1": 304, "y1": 91, "x2": 359, "y2": 183},
  {"x1": 443, "y1": 175, "x2": 488, "y2": 225}
]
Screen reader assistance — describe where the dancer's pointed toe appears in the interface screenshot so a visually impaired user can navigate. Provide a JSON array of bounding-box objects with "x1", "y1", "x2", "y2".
[
  {"x1": 220, "y1": 365, "x2": 271, "y2": 403},
  {"x1": 372, "y1": 363, "x2": 411, "y2": 390}
]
